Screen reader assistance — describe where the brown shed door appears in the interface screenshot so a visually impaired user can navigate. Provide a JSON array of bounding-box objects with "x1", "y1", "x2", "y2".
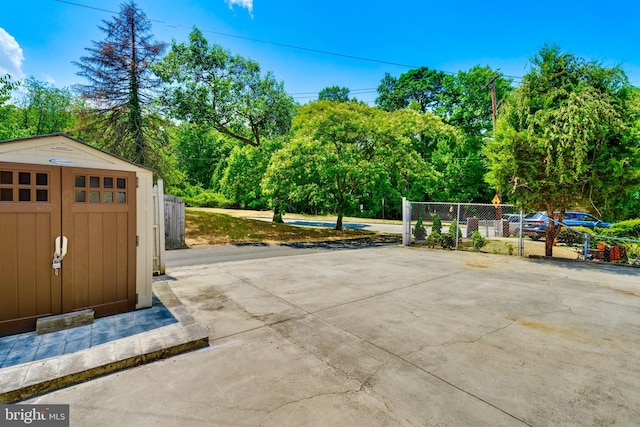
[
  {"x1": 0, "y1": 164, "x2": 136, "y2": 336},
  {"x1": 0, "y1": 163, "x2": 62, "y2": 335}
]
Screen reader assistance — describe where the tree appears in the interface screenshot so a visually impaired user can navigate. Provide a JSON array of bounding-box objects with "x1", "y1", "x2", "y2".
[
  {"x1": 17, "y1": 78, "x2": 79, "y2": 135},
  {"x1": 0, "y1": 74, "x2": 21, "y2": 140},
  {"x1": 170, "y1": 123, "x2": 234, "y2": 188},
  {"x1": 376, "y1": 65, "x2": 512, "y2": 203},
  {"x1": 154, "y1": 28, "x2": 295, "y2": 148},
  {"x1": 376, "y1": 67, "x2": 448, "y2": 113},
  {"x1": 74, "y1": 1, "x2": 168, "y2": 171},
  {"x1": 318, "y1": 86, "x2": 351, "y2": 102},
  {"x1": 262, "y1": 101, "x2": 438, "y2": 229},
  {"x1": 219, "y1": 139, "x2": 283, "y2": 210},
  {"x1": 0, "y1": 74, "x2": 18, "y2": 104},
  {"x1": 483, "y1": 45, "x2": 640, "y2": 256}
]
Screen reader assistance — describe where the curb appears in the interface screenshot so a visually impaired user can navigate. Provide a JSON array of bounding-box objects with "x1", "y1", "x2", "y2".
[{"x1": 0, "y1": 281, "x2": 209, "y2": 403}]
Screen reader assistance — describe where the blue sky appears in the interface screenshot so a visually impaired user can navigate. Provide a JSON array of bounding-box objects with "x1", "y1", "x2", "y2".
[{"x1": 2, "y1": 0, "x2": 639, "y2": 105}]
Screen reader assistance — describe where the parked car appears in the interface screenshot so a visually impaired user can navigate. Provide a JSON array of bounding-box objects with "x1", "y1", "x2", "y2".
[
  {"x1": 523, "y1": 211, "x2": 612, "y2": 240},
  {"x1": 502, "y1": 214, "x2": 521, "y2": 236}
]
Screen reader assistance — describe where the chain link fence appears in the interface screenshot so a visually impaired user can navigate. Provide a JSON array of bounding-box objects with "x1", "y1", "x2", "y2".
[
  {"x1": 522, "y1": 220, "x2": 640, "y2": 265},
  {"x1": 401, "y1": 198, "x2": 640, "y2": 266},
  {"x1": 401, "y1": 199, "x2": 523, "y2": 255}
]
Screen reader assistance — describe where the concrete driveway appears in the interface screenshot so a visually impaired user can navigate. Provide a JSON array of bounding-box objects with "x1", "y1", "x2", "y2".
[{"x1": 27, "y1": 246, "x2": 640, "y2": 426}]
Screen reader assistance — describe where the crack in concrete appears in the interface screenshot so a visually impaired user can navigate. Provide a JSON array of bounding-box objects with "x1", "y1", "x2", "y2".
[{"x1": 204, "y1": 265, "x2": 534, "y2": 426}]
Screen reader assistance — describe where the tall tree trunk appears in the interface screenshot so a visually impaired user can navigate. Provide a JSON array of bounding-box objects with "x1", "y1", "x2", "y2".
[
  {"x1": 545, "y1": 220, "x2": 556, "y2": 257},
  {"x1": 335, "y1": 212, "x2": 344, "y2": 231},
  {"x1": 544, "y1": 209, "x2": 564, "y2": 256}
]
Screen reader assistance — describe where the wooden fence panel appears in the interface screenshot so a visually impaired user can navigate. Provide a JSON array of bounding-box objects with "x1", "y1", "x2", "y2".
[{"x1": 164, "y1": 195, "x2": 185, "y2": 249}]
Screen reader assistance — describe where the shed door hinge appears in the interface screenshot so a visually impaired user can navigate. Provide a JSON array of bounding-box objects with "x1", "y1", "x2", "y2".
[{"x1": 136, "y1": 235, "x2": 139, "y2": 246}]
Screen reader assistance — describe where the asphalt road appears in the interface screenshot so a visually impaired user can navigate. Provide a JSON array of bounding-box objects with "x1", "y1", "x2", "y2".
[
  {"x1": 253, "y1": 217, "x2": 404, "y2": 234},
  {"x1": 166, "y1": 235, "x2": 402, "y2": 268}
]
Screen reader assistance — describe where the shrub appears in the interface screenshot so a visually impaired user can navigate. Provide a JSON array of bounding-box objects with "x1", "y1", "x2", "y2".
[
  {"x1": 600, "y1": 219, "x2": 640, "y2": 239},
  {"x1": 471, "y1": 231, "x2": 486, "y2": 251},
  {"x1": 440, "y1": 233, "x2": 455, "y2": 249},
  {"x1": 432, "y1": 214, "x2": 442, "y2": 234},
  {"x1": 448, "y1": 219, "x2": 462, "y2": 241},
  {"x1": 169, "y1": 184, "x2": 232, "y2": 208},
  {"x1": 413, "y1": 216, "x2": 427, "y2": 241},
  {"x1": 426, "y1": 230, "x2": 441, "y2": 248},
  {"x1": 556, "y1": 227, "x2": 591, "y2": 245}
]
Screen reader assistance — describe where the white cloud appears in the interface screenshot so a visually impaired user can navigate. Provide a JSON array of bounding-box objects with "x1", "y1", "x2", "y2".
[
  {"x1": 225, "y1": 0, "x2": 253, "y2": 15},
  {"x1": 0, "y1": 27, "x2": 24, "y2": 78},
  {"x1": 41, "y1": 73, "x2": 55, "y2": 84}
]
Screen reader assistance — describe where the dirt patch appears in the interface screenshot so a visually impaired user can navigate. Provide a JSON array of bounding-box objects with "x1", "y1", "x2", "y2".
[
  {"x1": 466, "y1": 261, "x2": 491, "y2": 268},
  {"x1": 615, "y1": 289, "x2": 640, "y2": 297}
]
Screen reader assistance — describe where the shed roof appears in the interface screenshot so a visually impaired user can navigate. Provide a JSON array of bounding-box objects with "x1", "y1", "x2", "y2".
[{"x1": 0, "y1": 133, "x2": 154, "y2": 173}]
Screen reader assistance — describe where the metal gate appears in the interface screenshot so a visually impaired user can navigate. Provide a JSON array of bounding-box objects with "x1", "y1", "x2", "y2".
[{"x1": 0, "y1": 163, "x2": 136, "y2": 336}]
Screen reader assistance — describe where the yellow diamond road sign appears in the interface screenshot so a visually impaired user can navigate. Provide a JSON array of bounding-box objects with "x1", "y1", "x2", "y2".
[{"x1": 491, "y1": 195, "x2": 501, "y2": 205}]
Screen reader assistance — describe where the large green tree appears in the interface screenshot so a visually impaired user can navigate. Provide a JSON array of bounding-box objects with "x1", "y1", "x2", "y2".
[
  {"x1": 483, "y1": 45, "x2": 640, "y2": 255},
  {"x1": 170, "y1": 123, "x2": 233, "y2": 188},
  {"x1": 17, "y1": 78, "x2": 79, "y2": 136},
  {"x1": 154, "y1": 28, "x2": 295, "y2": 148},
  {"x1": 74, "y1": 1, "x2": 168, "y2": 172},
  {"x1": 262, "y1": 101, "x2": 439, "y2": 229},
  {"x1": 318, "y1": 86, "x2": 351, "y2": 102},
  {"x1": 0, "y1": 74, "x2": 21, "y2": 140},
  {"x1": 376, "y1": 65, "x2": 512, "y2": 202},
  {"x1": 376, "y1": 67, "x2": 447, "y2": 113}
]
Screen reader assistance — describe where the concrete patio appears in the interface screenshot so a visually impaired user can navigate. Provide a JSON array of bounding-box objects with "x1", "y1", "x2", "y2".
[{"x1": 9, "y1": 246, "x2": 640, "y2": 426}]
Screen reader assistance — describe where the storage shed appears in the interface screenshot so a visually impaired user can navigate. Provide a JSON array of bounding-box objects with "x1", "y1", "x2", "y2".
[{"x1": 0, "y1": 134, "x2": 155, "y2": 336}]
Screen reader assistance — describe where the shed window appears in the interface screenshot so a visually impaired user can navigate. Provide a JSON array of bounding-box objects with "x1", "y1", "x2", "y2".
[
  {"x1": 0, "y1": 188, "x2": 12, "y2": 201},
  {"x1": 1, "y1": 171, "x2": 13, "y2": 184}
]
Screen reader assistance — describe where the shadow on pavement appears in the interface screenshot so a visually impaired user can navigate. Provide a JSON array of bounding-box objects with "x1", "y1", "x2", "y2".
[
  {"x1": 286, "y1": 220, "x2": 370, "y2": 230},
  {"x1": 281, "y1": 234, "x2": 401, "y2": 250}
]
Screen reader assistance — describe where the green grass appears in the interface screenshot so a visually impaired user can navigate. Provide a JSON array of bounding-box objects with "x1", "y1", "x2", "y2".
[{"x1": 186, "y1": 209, "x2": 375, "y2": 245}]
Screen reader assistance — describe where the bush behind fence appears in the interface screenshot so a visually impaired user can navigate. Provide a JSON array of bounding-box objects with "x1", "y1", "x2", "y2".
[{"x1": 403, "y1": 199, "x2": 640, "y2": 265}]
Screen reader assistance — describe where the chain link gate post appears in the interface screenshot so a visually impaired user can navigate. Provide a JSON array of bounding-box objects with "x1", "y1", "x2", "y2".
[
  {"x1": 402, "y1": 197, "x2": 411, "y2": 246},
  {"x1": 456, "y1": 203, "x2": 461, "y2": 249},
  {"x1": 519, "y1": 208, "x2": 524, "y2": 257}
]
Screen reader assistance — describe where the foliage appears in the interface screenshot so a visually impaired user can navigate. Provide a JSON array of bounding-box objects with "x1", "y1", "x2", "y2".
[
  {"x1": 318, "y1": 86, "x2": 351, "y2": 102},
  {"x1": 556, "y1": 227, "x2": 591, "y2": 245},
  {"x1": 598, "y1": 219, "x2": 640, "y2": 239},
  {"x1": 74, "y1": 1, "x2": 170, "y2": 175},
  {"x1": 154, "y1": 28, "x2": 295, "y2": 148},
  {"x1": 413, "y1": 216, "x2": 427, "y2": 240},
  {"x1": 426, "y1": 230, "x2": 440, "y2": 248},
  {"x1": 262, "y1": 101, "x2": 439, "y2": 229},
  {"x1": 471, "y1": 231, "x2": 486, "y2": 251},
  {"x1": 219, "y1": 138, "x2": 283, "y2": 209},
  {"x1": 0, "y1": 74, "x2": 19, "y2": 104},
  {"x1": 483, "y1": 44, "x2": 640, "y2": 256},
  {"x1": 169, "y1": 183, "x2": 231, "y2": 208},
  {"x1": 376, "y1": 67, "x2": 447, "y2": 113},
  {"x1": 432, "y1": 214, "x2": 442, "y2": 234},
  {"x1": 376, "y1": 66, "x2": 512, "y2": 202},
  {"x1": 170, "y1": 123, "x2": 234, "y2": 188},
  {"x1": 16, "y1": 77, "x2": 79, "y2": 135},
  {"x1": 439, "y1": 232, "x2": 455, "y2": 249},
  {"x1": 448, "y1": 219, "x2": 462, "y2": 241}
]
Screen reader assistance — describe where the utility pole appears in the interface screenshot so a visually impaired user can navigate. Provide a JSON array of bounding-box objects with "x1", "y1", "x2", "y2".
[
  {"x1": 486, "y1": 75, "x2": 502, "y2": 221},
  {"x1": 488, "y1": 75, "x2": 498, "y2": 134}
]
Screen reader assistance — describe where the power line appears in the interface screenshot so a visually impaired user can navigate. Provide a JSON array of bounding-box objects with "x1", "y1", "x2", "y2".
[
  {"x1": 54, "y1": 0, "x2": 524, "y2": 80},
  {"x1": 55, "y1": 1, "x2": 633, "y2": 92}
]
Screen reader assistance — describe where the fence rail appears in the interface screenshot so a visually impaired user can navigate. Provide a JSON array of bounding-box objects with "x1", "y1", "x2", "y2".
[
  {"x1": 402, "y1": 198, "x2": 640, "y2": 265},
  {"x1": 402, "y1": 198, "x2": 523, "y2": 255},
  {"x1": 164, "y1": 195, "x2": 186, "y2": 249}
]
